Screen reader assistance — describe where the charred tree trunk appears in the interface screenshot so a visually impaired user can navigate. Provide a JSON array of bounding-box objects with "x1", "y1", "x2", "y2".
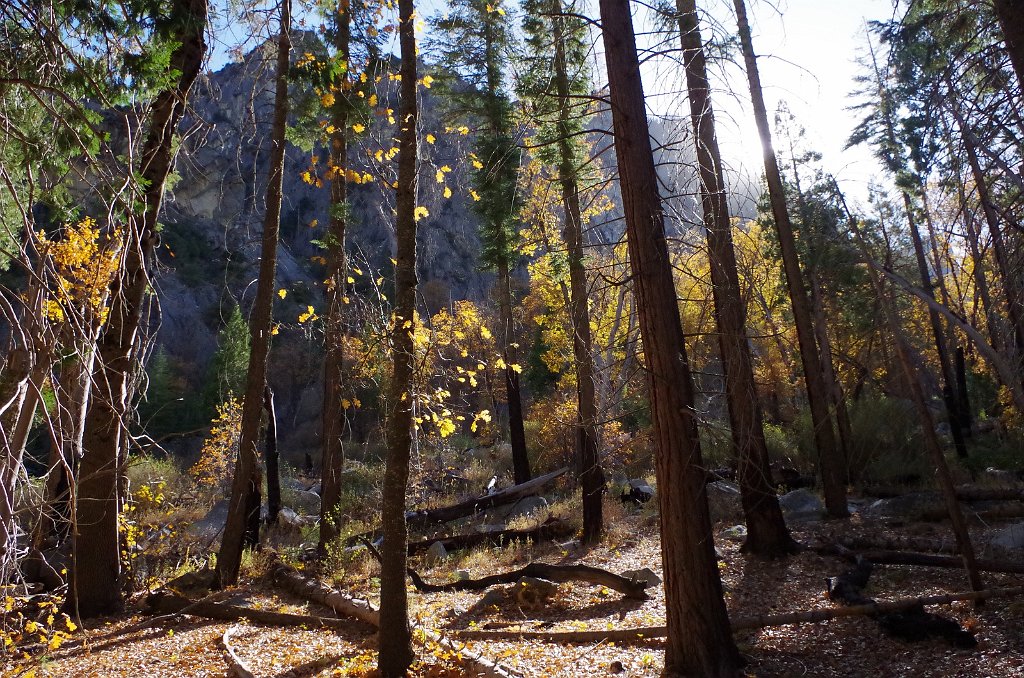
[
  {"x1": 264, "y1": 386, "x2": 280, "y2": 525},
  {"x1": 734, "y1": 0, "x2": 847, "y2": 522},
  {"x1": 377, "y1": 0, "x2": 418, "y2": 671},
  {"x1": 598, "y1": 0, "x2": 741, "y2": 673},
  {"x1": 551, "y1": 0, "x2": 603, "y2": 545},
  {"x1": 498, "y1": 260, "x2": 531, "y2": 485},
  {"x1": 71, "y1": 0, "x2": 207, "y2": 617},
  {"x1": 678, "y1": 0, "x2": 804, "y2": 548},
  {"x1": 215, "y1": 0, "x2": 289, "y2": 588},
  {"x1": 318, "y1": 4, "x2": 352, "y2": 557}
]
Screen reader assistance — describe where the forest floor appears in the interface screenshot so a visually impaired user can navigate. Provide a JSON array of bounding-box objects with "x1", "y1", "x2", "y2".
[{"x1": 7, "y1": 504, "x2": 1024, "y2": 677}]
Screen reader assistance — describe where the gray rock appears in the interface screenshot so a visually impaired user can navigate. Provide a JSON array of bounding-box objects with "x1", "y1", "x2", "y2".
[
  {"x1": 721, "y1": 524, "x2": 748, "y2": 541},
  {"x1": 456, "y1": 569, "x2": 471, "y2": 581},
  {"x1": 277, "y1": 507, "x2": 304, "y2": 529},
  {"x1": 620, "y1": 479, "x2": 655, "y2": 504},
  {"x1": 425, "y1": 541, "x2": 449, "y2": 565},
  {"x1": 706, "y1": 481, "x2": 743, "y2": 522},
  {"x1": 189, "y1": 499, "x2": 230, "y2": 538},
  {"x1": 288, "y1": 489, "x2": 322, "y2": 515},
  {"x1": 990, "y1": 523, "x2": 1024, "y2": 551},
  {"x1": 504, "y1": 496, "x2": 549, "y2": 521},
  {"x1": 513, "y1": 576, "x2": 559, "y2": 607},
  {"x1": 864, "y1": 491, "x2": 944, "y2": 520},
  {"x1": 779, "y1": 489, "x2": 824, "y2": 522},
  {"x1": 621, "y1": 567, "x2": 661, "y2": 588},
  {"x1": 478, "y1": 589, "x2": 505, "y2": 609}
]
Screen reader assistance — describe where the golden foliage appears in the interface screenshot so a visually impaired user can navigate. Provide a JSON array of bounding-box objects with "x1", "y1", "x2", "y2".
[{"x1": 189, "y1": 396, "x2": 243, "y2": 488}]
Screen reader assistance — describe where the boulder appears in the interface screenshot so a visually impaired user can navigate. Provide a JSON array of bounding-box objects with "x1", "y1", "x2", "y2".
[
  {"x1": 513, "y1": 576, "x2": 559, "y2": 608},
  {"x1": 621, "y1": 567, "x2": 661, "y2": 588},
  {"x1": 620, "y1": 479, "x2": 654, "y2": 505},
  {"x1": 277, "y1": 507, "x2": 304, "y2": 529},
  {"x1": 863, "y1": 491, "x2": 944, "y2": 521},
  {"x1": 288, "y1": 489, "x2": 322, "y2": 516},
  {"x1": 990, "y1": 523, "x2": 1024, "y2": 551},
  {"x1": 779, "y1": 488, "x2": 823, "y2": 522},
  {"x1": 721, "y1": 524, "x2": 748, "y2": 542},
  {"x1": 706, "y1": 481, "x2": 743, "y2": 522},
  {"x1": 504, "y1": 495, "x2": 549, "y2": 521},
  {"x1": 189, "y1": 499, "x2": 230, "y2": 538},
  {"x1": 424, "y1": 541, "x2": 448, "y2": 565}
]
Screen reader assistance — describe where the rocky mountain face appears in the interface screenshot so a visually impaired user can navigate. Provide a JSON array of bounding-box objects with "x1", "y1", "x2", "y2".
[
  {"x1": 146, "y1": 37, "x2": 757, "y2": 460},
  {"x1": 150, "y1": 39, "x2": 496, "y2": 456}
]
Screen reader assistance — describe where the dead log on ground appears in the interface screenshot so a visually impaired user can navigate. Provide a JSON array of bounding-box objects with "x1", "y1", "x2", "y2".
[
  {"x1": 220, "y1": 625, "x2": 256, "y2": 678},
  {"x1": 407, "y1": 562, "x2": 649, "y2": 600},
  {"x1": 269, "y1": 558, "x2": 515, "y2": 677},
  {"x1": 835, "y1": 534, "x2": 960, "y2": 555},
  {"x1": 448, "y1": 585, "x2": 1024, "y2": 643},
  {"x1": 268, "y1": 559, "x2": 379, "y2": 627},
  {"x1": 144, "y1": 591, "x2": 363, "y2": 632},
  {"x1": 345, "y1": 467, "x2": 569, "y2": 545},
  {"x1": 921, "y1": 502, "x2": 1024, "y2": 522},
  {"x1": 408, "y1": 518, "x2": 574, "y2": 555},
  {"x1": 818, "y1": 543, "x2": 1024, "y2": 574}
]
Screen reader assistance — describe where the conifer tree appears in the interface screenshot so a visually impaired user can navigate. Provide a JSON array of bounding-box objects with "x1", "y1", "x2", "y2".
[
  {"x1": 518, "y1": 0, "x2": 603, "y2": 542},
  {"x1": 431, "y1": 0, "x2": 531, "y2": 484}
]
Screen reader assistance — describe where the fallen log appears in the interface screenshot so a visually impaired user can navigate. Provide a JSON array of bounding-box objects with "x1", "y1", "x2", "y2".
[
  {"x1": 144, "y1": 591, "x2": 361, "y2": 631},
  {"x1": 818, "y1": 543, "x2": 1024, "y2": 574},
  {"x1": 406, "y1": 562, "x2": 649, "y2": 600},
  {"x1": 407, "y1": 466, "x2": 568, "y2": 528},
  {"x1": 921, "y1": 502, "x2": 1024, "y2": 522},
  {"x1": 269, "y1": 558, "x2": 515, "y2": 678},
  {"x1": 408, "y1": 518, "x2": 574, "y2": 555},
  {"x1": 448, "y1": 585, "x2": 1024, "y2": 643},
  {"x1": 220, "y1": 625, "x2": 256, "y2": 678},
  {"x1": 834, "y1": 534, "x2": 960, "y2": 555},
  {"x1": 345, "y1": 467, "x2": 569, "y2": 545},
  {"x1": 269, "y1": 559, "x2": 379, "y2": 627}
]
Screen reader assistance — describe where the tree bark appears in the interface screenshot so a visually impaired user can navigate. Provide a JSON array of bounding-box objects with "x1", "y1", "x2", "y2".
[
  {"x1": 71, "y1": 0, "x2": 207, "y2": 617},
  {"x1": 319, "y1": 2, "x2": 352, "y2": 558},
  {"x1": 678, "y1": 0, "x2": 804, "y2": 551},
  {"x1": 733, "y1": 0, "x2": 847, "y2": 522},
  {"x1": 550, "y1": 0, "x2": 603, "y2": 545},
  {"x1": 215, "y1": 0, "x2": 289, "y2": 588},
  {"x1": 377, "y1": 0, "x2": 418, "y2": 671},
  {"x1": 993, "y1": 0, "x2": 1024, "y2": 93},
  {"x1": 598, "y1": 0, "x2": 741, "y2": 674}
]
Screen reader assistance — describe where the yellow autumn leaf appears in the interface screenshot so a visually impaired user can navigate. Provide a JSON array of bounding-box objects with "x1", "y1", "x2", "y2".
[
  {"x1": 470, "y1": 189, "x2": 481, "y2": 201},
  {"x1": 414, "y1": 206, "x2": 429, "y2": 221},
  {"x1": 321, "y1": 92, "x2": 336, "y2": 107},
  {"x1": 510, "y1": 363, "x2": 522, "y2": 373},
  {"x1": 352, "y1": 123, "x2": 365, "y2": 133},
  {"x1": 369, "y1": 93, "x2": 378, "y2": 106},
  {"x1": 421, "y1": 74, "x2": 434, "y2": 88},
  {"x1": 426, "y1": 133, "x2": 436, "y2": 144},
  {"x1": 436, "y1": 169, "x2": 445, "y2": 183},
  {"x1": 443, "y1": 186, "x2": 452, "y2": 199},
  {"x1": 472, "y1": 159, "x2": 483, "y2": 169},
  {"x1": 277, "y1": 289, "x2": 287, "y2": 299}
]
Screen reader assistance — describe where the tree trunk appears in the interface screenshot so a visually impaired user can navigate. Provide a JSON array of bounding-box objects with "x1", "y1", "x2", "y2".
[
  {"x1": 318, "y1": 4, "x2": 352, "y2": 557},
  {"x1": 598, "y1": 0, "x2": 741, "y2": 674},
  {"x1": 551, "y1": 0, "x2": 603, "y2": 545},
  {"x1": 71, "y1": 0, "x2": 207, "y2": 618},
  {"x1": 264, "y1": 386, "x2": 280, "y2": 525},
  {"x1": 377, "y1": 0, "x2": 418, "y2": 671},
  {"x1": 497, "y1": 259, "x2": 532, "y2": 485},
  {"x1": 733, "y1": 0, "x2": 847, "y2": 522},
  {"x1": 678, "y1": 0, "x2": 803, "y2": 551},
  {"x1": 993, "y1": 0, "x2": 1024, "y2": 93},
  {"x1": 215, "y1": 0, "x2": 289, "y2": 588}
]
